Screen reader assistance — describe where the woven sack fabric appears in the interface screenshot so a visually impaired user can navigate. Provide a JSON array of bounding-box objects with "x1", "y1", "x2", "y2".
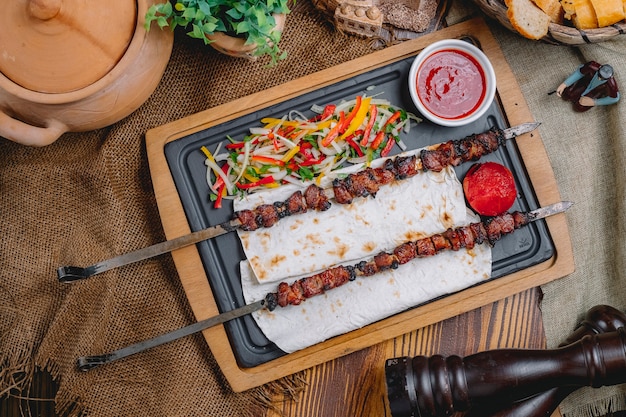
[{"x1": 0, "y1": 2, "x2": 375, "y2": 416}]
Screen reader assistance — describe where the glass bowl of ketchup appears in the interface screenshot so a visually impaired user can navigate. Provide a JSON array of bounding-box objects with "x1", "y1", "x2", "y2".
[{"x1": 408, "y1": 39, "x2": 496, "y2": 127}]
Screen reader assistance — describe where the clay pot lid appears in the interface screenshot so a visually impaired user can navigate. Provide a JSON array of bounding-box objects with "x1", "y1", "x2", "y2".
[{"x1": 0, "y1": 0, "x2": 137, "y2": 94}]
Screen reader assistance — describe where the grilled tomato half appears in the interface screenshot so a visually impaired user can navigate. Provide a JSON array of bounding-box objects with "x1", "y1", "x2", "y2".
[{"x1": 463, "y1": 162, "x2": 517, "y2": 216}]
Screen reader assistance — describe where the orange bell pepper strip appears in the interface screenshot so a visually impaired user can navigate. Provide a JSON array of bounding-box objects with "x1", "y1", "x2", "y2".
[
  {"x1": 360, "y1": 104, "x2": 378, "y2": 146},
  {"x1": 370, "y1": 131, "x2": 385, "y2": 149},
  {"x1": 321, "y1": 111, "x2": 345, "y2": 147},
  {"x1": 251, "y1": 155, "x2": 285, "y2": 167},
  {"x1": 382, "y1": 110, "x2": 402, "y2": 132}
]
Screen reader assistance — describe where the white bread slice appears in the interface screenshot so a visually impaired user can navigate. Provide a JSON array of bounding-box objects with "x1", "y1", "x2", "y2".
[
  {"x1": 572, "y1": 0, "x2": 599, "y2": 28},
  {"x1": 506, "y1": 0, "x2": 551, "y2": 39},
  {"x1": 533, "y1": 0, "x2": 565, "y2": 22},
  {"x1": 589, "y1": 0, "x2": 625, "y2": 26}
]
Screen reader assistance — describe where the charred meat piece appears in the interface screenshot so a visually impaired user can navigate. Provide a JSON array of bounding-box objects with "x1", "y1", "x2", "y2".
[
  {"x1": 332, "y1": 178, "x2": 355, "y2": 205},
  {"x1": 393, "y1": 155, "x2": 419, "y2": 179},
  {"x1": 371, "y1": 166, "x2": 396, "y2": 185},
  {"x1": 256, "y1": 204, "x2": 280, "y2": 228},
  {"x1": 284, "y1": 191, "x2": 308, "y2": 216},
  {"x1": 394, "y1": 242, "x2": 417, "y2": 265},
  {"x1": 304, "y1": 184, "x2": 331, "y2": 211},
  {"x1": 421, "y1": 128, "x2": 506, "y2": 172},
  {"x1": 236, "y1": 209, "x2": 260, "y2": 231}
]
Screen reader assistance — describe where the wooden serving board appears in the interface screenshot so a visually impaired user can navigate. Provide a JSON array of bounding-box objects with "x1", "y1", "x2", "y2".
[{"x1": 145, "y1": 18, "x2": 574, "y2": 392}]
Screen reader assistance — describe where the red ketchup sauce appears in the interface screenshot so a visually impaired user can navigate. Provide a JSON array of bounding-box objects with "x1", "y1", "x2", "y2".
[{"x1": 416, "y1": 49, "x2": 487, "y2": 120}]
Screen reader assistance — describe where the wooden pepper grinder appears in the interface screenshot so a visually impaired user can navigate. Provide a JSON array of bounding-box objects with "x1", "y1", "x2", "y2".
[
  {"x1": 469, "y1": 304, "x2": 626, "y2": 417},
  {"x1": 385, "y1": 315, "x2": 626, "y2": 417}
]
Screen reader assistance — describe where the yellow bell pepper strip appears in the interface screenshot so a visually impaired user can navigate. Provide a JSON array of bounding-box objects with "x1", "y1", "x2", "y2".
[
  {"x1": 200, "y1": 146, "x2": 225, "y2": 182},
  {"x1": 360, "y1": 104, "x2": 378, "y2": 146},
  {"x1": 339, "y1": 96, "x2": 371, "y2": 141},
  {"x1": 281, "y1": 145, "x2": 301, "y2": 163},
  {"x1": 236, "y1": 175, "x2": 276, "y2": 189},
  {"x1": 251, "y1": 155, "x2": 285, "y2": 167},
  {"x1": 321, "y1": 111, "x2": 345, "y2": 147},
  {"x1": 380, "y1": 136, "x2": 396, "y2": 157},
  {"x1": 370, "y1": 131, "x2": 385, "y2": 150},
  {"x1": 261, "y1": 118, "x2": 302, "y2": 128}
]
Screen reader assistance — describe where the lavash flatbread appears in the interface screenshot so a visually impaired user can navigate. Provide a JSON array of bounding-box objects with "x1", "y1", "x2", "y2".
[
  {"x1": 240, "y1": 210, "x2": 491, "y2": 353},
  {"x1": 235, "y1": 150, "x2": 468, "y2": 284},
  {"x1": 235, "y1": 150, "x2": 492, "y2": 353}
]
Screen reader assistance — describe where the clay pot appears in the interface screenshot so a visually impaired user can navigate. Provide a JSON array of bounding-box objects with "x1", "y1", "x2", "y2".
[
  {"x1": 207, "y1": 14, "x2": 286, "y2": 60},
  {"x1": 0, "y1": 0, "x2": 174, "y2": 146}
]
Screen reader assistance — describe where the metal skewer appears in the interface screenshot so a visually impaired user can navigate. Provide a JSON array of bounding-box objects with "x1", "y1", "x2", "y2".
[
  {"x1": 57, "y1": 220, "x2": 238, "y2": 282},
  {"x1": 77, "y1": 299, "x2": 266, "y2": 371},
  {"x1": 58, "y1": 122, "x2": 541, "y2": 283}
]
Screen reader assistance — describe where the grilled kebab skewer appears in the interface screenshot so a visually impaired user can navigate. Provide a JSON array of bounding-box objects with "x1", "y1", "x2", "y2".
[
  {"x1": 58, "y1": 123, "x2": 539, "y2": 281},
  {"x1": 264, "y1": 202, "x2": 565, "y2": 310},
  {"x1": 76, "y1": 201, "x2": 571, "y2": 371}
]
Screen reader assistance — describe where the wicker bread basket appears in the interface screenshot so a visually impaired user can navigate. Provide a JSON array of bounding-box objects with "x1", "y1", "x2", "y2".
[{"x1": 472, "y1": 0, "x2": 626, "y2": 45}]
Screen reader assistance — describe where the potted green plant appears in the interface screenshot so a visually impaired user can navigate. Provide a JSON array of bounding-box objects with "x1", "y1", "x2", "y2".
[{"x1": 145, "y1": 0, "x2": 291, "y2": 66}]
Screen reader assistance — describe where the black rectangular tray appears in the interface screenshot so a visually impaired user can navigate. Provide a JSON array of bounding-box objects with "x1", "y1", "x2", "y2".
[{"x1": 163, "y1": 50, "x2": 554, "y2": 368}]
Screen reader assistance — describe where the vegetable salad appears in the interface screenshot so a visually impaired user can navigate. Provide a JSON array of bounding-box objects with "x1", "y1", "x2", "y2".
[{"x1": 201, "y1": 95, "x2": 421, "y2": 208}]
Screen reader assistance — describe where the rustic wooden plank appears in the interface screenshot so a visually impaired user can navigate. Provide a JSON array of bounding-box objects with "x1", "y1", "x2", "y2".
[{"x1": 145, "y1": 17, "x2": 574, "y2": 392}]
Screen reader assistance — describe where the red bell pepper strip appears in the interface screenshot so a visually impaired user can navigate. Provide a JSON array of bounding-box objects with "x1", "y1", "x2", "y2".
[
  {"x1": 346, "y1": 137, "x2": 364, "y2": 157},
  {"x1": 213, "y1": 161, "x2": 230, "y2": 190},
  {"x1": 309, "y1": 104, "x2": 336, "y2": 122},
  {"x1": 299, "y1": 157, "x2": 325, "y2": 166},
  {"x1": 236, "y1": 175, "x2": 275, "y2": 189},
  {"x1": 213, "y1": 183, "x2": 226, "y2": 209},
  {"x1": 321, "y1": 111, "x2": 345, "y2": 147},
  {"x1": 225, "y1": 142, "x2": 245, "y2": 149},
  {"x1": 380, "y1": 137, "x2": 396, "y2": 157},
  {"x1": 360, "y1": 104, "x2": 378, "y2": 146}
]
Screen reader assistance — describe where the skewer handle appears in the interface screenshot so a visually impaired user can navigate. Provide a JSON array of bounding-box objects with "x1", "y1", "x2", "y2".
[
  {"x1": 57, "y1": 221, "x2": 235, "y2": 282},
  {"x1": 385, "y1": 326, "x2": 626, "y2": 417}
]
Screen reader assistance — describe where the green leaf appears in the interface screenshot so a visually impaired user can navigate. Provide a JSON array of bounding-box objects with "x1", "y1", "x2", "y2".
[
  {"x1": 235, "y1": 20, "x2": 251, "y2": 35},
  {"x1": 182, "y1": 6, "x2": 197, "y2": 19},
  {"x1": 225, "y1": 7, "x2": 243, "y2": 20},
  {"x1": 255, "y1": 8, "x2": 267, "y2": 26},
  {"x1": 156, "y1": 16, "x2": 170, "y2": 29},
  {"x1": 190, "y1": 23, "x2": 205, "y2": 39},
  {"x1": 203, "y1": 21, "x2": 217, "y2": 33}
]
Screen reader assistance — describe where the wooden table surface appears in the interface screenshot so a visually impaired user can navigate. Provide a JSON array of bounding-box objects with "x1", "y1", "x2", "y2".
[{"x1": 263, "y1": 286, "x2": 558, "y2": 417}]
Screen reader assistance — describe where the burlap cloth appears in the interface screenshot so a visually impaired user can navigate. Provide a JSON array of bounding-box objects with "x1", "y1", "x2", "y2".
[{"x1": 1, "y1": 1, "x2": 625, "y2": 416}]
